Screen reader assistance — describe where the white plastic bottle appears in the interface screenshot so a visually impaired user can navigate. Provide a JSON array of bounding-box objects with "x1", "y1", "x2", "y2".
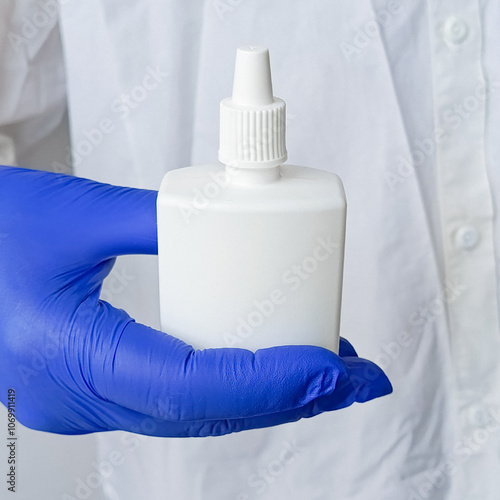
[{"x1": 157, "y1": 46, "x2": 346, "y2": 353}]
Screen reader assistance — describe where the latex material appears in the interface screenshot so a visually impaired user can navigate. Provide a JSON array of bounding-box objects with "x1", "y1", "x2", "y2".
[{"x1": 0, "y1": 166, "x2": 391, "y2": 437}]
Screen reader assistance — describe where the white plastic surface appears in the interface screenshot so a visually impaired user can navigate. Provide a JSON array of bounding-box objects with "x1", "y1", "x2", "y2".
[
  {"x1": 219, "y1": 46, "x2": 287, "y2": 169},
  {"x1": 158, "y1": 164, "x2": 346, "y2": 352},
  {"x1": 231, "y1": 46, "x2": 274, "y2": 106},
  {"x1": 158, "y1": 46, "x2": 346, "y2": 353}
]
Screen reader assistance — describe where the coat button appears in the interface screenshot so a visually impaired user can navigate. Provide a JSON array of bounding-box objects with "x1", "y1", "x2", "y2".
[
  {"x1": 443, "y1": 16, "x2": 469, "y2": 45},
  {"x1": 454, "y1": 226, "x2": 479, "y2": 250}
]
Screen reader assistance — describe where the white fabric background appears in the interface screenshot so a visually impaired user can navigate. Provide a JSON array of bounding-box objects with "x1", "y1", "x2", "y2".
[{"x1": 1, "y1": 0, "x2": 500, "y2": 499}]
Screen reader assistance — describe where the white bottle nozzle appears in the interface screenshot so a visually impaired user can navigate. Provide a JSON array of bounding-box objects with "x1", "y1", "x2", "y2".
[
  {"x1": 219, "y1": 46, "x2": 287, "y2": 169},
  {"x1": 232, "y1": 46, "x2": 274, "y2": 106}
]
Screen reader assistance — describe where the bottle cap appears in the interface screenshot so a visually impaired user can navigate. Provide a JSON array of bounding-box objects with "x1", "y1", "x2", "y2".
[{"x1": 219, "y1": 46, "x2": 287, "y2": 169}]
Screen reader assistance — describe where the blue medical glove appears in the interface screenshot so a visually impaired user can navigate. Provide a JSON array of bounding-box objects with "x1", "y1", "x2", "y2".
[{"x1": 0, "y1": 166, "x2": 392, "y2": 437}]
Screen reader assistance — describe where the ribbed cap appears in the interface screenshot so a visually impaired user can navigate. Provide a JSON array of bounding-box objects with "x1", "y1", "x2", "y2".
[{"x1": 219, "y1": 46, "x2": 287, "y2": 169}]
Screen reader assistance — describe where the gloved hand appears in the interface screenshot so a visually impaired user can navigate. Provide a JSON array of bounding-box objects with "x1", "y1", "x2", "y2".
[{"x1": 0, "y1": 166, "x2": 392, "y2": 437}]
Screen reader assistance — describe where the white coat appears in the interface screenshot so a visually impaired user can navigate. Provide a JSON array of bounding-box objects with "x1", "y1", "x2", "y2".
[{"x1": 1, "y1": 1, "x2": 500, "y2": 499}]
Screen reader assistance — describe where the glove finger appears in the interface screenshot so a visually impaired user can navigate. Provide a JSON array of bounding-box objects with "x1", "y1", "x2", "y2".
[
  {"x1": 0, "y1": 167, "x2": 158, "y2": 267},
  {"x1": 340, "y1": 356, "x2": 393, "y2": 402},
  {"x1": 339, "y1": 337, "x2": 358, "y2": 357},
  {"x1": 88, "y1": 355, "x2": 391, "y2": 437},
  {"x1": 190, "y1": 358, "x2": 391, "y2": 436},
  {"x1": 89, "y1": 311, "x2": 354, "y2": 423}
]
